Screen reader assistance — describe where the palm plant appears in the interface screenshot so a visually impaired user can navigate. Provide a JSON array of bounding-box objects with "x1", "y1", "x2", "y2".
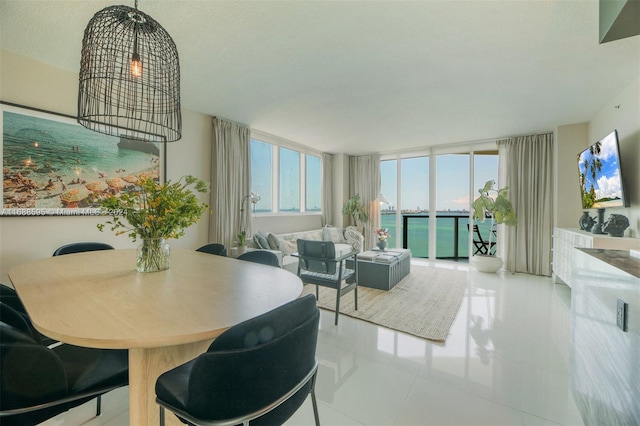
[{"x1": 342, "y1": 194, "x2": 369, "y2": 226}]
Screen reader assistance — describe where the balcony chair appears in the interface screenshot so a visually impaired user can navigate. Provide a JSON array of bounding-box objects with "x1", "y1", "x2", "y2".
[
  {"x1": 294, "y1": 239, "x2": 358, "y2": 325},
  {"x1": 155, "y1": 294, "x2": 320, "y2": 426},
  {"x1": 52, "y1": 242, "x2": 114, "y2": 256},
  {"x1": 468, "y1": 224, "x2": 496, "y2": 255},
  {"x1": 237, "y1": 250, "x2": 280, "y2": 267},
  {"x1": 0, "y1": 302, "x2": 129, "y2": 425},
  {"x1": 195, "y1": 243, "x2": 227, "y2": 257}
]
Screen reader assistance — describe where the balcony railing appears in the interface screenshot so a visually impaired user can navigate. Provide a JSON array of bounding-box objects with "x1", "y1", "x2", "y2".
[{"x1": 380, "y1": 213, "x2": 495, "y2": 260}]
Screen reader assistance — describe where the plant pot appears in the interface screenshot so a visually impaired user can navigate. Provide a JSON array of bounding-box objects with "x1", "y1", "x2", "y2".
[
  {"x1": 471, "y1": 254, "x2": 503, "y2": 273},
  {"x1": 236, "y1": 245, "x2": 247, "y2": 255},
  {"x1": 137, "y1": 238, "x2": 170, "y2": 272}
]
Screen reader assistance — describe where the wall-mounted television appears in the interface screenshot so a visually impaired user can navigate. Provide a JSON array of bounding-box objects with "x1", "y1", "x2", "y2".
[{"x1": 577, "y1": 130, "x2": 629, "y2": 209}]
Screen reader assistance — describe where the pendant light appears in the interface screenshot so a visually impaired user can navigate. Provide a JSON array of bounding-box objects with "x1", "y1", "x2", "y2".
[{"x1": 78, "y1": 0, "x2": 181, "y2": 142}]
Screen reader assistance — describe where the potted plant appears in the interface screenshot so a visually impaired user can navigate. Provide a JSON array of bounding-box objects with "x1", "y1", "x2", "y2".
[
  {"x1": 97, "y1": 175, "x2": 209, "y2": 272},
  {"x1": 470, "y1": 180, "x2": 517, "y2": 272},
  {"x1": 342, "y1": 194, "x2": 369, "y2": 228},
  {"x1": 236, "y1": 230, "x2": 248, "y2": 254}
]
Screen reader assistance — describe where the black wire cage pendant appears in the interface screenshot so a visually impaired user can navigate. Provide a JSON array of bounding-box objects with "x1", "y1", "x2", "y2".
[{"x1": 78, "y1": 1, "x2": 181, "y2": 142}]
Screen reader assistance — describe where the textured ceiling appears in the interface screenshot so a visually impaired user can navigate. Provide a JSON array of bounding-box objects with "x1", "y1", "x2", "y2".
[{"x1": 1, "y1": 0, "x2": 638, "y2": 154}]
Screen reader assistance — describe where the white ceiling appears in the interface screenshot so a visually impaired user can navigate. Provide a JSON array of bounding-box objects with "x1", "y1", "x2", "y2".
[{"x1": 1, "y1": 0, "x2": 638, "y2": 155}]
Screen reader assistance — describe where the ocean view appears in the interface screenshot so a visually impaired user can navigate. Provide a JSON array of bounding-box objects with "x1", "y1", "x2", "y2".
[{"x1": 381, "y1": 212, "x2": 494, "y2": 259}]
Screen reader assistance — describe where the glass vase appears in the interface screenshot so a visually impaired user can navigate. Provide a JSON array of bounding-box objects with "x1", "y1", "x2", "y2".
[
  {"x1": 137, "y1": 238, "x2": 170, "y2": 273},
  {"x1": 376, "y1": 240, "x2": 387, "y2": 251}
]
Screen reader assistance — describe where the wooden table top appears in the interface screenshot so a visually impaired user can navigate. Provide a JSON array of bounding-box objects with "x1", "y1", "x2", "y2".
[{"x1": 9, "y1": 249, "x2": 303, "y2": 349}]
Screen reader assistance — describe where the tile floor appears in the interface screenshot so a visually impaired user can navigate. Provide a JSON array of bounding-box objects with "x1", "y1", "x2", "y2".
[{"x1": 42, "y1": 259, "x2": 585, "y2": 426}]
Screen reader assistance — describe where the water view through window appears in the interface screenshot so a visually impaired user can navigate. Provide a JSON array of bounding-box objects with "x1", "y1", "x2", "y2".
[{"x1": 381, "y1": 152, "x2": 498, "y2": 259}]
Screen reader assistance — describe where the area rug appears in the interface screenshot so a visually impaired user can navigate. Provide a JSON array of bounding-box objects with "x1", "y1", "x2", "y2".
[{"x1": 303, "y1": 265, "x2": 468, "y2": 342}]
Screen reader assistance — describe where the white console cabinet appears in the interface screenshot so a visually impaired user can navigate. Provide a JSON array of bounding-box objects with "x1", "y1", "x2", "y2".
[{"x1": 552, "y1": 228, "x2": 639, "y2": 287}]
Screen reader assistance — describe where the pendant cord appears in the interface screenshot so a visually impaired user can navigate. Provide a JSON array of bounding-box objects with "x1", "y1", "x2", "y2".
[{"x1": 134, "y1": 0, "x2": 138, "y2": 10}]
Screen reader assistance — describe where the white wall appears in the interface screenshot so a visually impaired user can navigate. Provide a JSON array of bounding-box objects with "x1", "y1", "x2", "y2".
[
  {"x1": 555, "y1": 123, "x2": 589, "y2": 228},
  {"x1": 554, "y1": 77, "x2": 640, "y2": 238},
  {"x1": 589, "y1": 77, "x2": 640, "y2": 238},
  {"x1": 0, "y1": 50, "x2": 212, "y2": 282}
]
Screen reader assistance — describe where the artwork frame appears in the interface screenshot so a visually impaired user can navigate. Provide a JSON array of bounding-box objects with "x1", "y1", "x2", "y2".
[{"x1": 1, "y1": 101, "x2": 166, "y2": 216}]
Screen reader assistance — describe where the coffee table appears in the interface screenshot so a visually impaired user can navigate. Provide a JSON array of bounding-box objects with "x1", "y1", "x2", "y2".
[{"x1": 356, "y1": 249, "x2": 411, "y2": 290}]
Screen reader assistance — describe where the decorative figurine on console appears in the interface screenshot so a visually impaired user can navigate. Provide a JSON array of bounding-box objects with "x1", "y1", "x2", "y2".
[
  {"x1": 603, "y1": 214, "x2": 629, "y2": 237},
  {"x1": 578, "y1": 212, "x2": 596, "y2": 232}
]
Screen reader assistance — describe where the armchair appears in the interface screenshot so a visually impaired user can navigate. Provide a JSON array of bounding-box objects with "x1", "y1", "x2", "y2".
[{"x1": 294, "y1": 239, "x2": 358, "y2": 325}]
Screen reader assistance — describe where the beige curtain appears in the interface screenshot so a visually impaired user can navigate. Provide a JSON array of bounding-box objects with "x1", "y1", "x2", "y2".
[
  {"x1": 321, "y1": 153, "x2": 333, "y2": 226},
  {"x1": 209, "y1": 117, "x2": 250, "y2": 250},
  {"x1": 349, "y1": 154, "x2": 381, "y2": 248},
  {"x1": 498, "y1": 133, "x2": 554, "y2": 276}
]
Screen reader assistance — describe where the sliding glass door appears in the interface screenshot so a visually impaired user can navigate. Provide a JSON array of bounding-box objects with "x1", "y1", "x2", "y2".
[{"x1": 380, "y1": 147, "x2": 497, "y2": 261}]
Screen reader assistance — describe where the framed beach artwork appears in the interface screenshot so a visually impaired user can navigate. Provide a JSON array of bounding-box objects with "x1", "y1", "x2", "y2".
[{"x1": 1, "y1": 102, "x2": 166, "y2": 216}]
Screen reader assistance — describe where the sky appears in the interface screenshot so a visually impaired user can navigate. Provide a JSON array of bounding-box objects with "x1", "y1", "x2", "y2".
[
  {"x1": 381, "y1": 154, "x2": 498, "y2": 212},
  {"x1": 578, "y1": 130, "x2": 623, "y2": 203}
]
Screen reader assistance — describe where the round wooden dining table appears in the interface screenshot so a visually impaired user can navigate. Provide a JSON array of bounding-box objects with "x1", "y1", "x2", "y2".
[{"x1": 9, "y1": 248, "x2": 303, "y2": 425}]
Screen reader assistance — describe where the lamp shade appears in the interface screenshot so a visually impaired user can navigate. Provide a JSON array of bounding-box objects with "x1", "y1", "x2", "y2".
[{"x1": 78, "y1": 4, "x2": 181, "y2": 142}]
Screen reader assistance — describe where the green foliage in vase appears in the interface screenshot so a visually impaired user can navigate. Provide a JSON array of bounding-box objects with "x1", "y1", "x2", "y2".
[
  {"x1": 471, "y1": 180, "x2": 517, "y2": 226},
  {"x1": 97, "y1": 175, "x2": 210, "y2": 242}
]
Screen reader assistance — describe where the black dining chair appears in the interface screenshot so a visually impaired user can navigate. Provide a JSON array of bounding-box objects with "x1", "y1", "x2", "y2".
[
  {"x1": 52, "y1": 242, "x2": 114, "y2": 256},
  {"x1": 0, "y1": 283, "x2": 57, "y2": 346},
  {"x1": 195, "y1": 243, "x2": 227, "y2": 257},
  {"x1": 468, "y1": 224, "x2": 496, "y2": 255},
  {"x1": 237, "y1": 250, "x2": 280, "y2": 267},
  {"x1": 155, "y1": 294, "x2": 321, "y2": 426},
  {"x1": 0, "y1": 302, "x2": 129, "y2": 425},
  {"x1": 294, "y1": 239, "x2": 358, "y2": 325}
]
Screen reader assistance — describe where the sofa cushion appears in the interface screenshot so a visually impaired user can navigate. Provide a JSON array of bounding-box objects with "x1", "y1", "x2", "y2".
[
  {"x1": 323, "y1": 226, "x2": 345, "y2": 244},
  {"x1": 253, "y1": 230, "x2": 270, "y2": 249},
  {"x1": 278, "y1": 240, "x2": 298, "y2": 256},
  {"x1": 334, "y1": 243, "x2": 353, "y2": 258},
  {"x1": 267, "y1": 233, "x2": 280, "y2": 250}
]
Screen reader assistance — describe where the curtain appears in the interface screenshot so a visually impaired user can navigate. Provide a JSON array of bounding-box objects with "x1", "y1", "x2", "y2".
[
  {"x1": 209, "y1": 117, "x2": 251, "y2": 251},
  {"x1": 349, "y1": 154, "x2": 381, "y2": 248},
  {"x1": 497, "y1": 133, "x2": 554, "y2": 276},
  {"x1": 321, "y1": 153, "x2": 333, "y2": 226}
]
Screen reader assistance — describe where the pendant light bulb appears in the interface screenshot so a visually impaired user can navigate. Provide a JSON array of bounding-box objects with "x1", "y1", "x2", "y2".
[{"x1": 131, "y1": 52, "x2": 142, "y2": 78}]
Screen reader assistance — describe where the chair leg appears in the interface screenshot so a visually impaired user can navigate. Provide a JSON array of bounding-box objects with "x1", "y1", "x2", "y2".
[
  {"x1": 334, "y1": 287, "x2": 341, "y2": 325},
  {"x1": 160, "y1": 406, "x2": 165, "y2": 426},
  {"x1": 354, "y1": 283, "x2": 358, "y2": 311},
  {"x1": 311, "y1": 379, "x2": 321, "y2": 426},
  {"x1": 96, "y1": 395, "x2": 102, "y2": 416}
]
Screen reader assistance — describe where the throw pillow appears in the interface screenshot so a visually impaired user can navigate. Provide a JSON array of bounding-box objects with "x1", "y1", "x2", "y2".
[
  {"x1": 323, "y1": 226, "x2": 345, "y2": 244},
  {"x1": 267, "y1": 233, "x2": 281, "y2": 250},
  {"x1": 344, "y1": 226, "x2": 363, "y2": 251},
  {"x1": 278, "y1": 240, "x2": 297, "y2": 256},
  {"x1": 253, "y1": 230, "x2": 270, "y2": 249}
]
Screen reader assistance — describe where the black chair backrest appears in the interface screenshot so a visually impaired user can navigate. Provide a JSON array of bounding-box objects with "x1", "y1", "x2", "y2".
[
  {"x1": 0, "y1": 284, "x2": 27, "y2": 316},
  {"x1": 192, "y1": 294, "x2": 319, "y2": 424},
  {"x1": 237, "y1": 250, "x2": 280, "y2": 267},
  {"x1": 196, "y1": 243, "x2": 227, "y2": 257},
  {"x1": 53, "y1": 242, "x2": 114, "y2": 256},
  {"x1": 468, "y1": 224, "x2": 485, "y2": 242},
  {"x1": 297, "y1": 239, "x2": 337, "y2": 275},
  {"x1": 0, "y1": 302, "x2": 42, "y2": 344}
]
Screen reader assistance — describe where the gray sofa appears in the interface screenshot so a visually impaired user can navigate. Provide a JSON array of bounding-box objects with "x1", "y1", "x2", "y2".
[{"x1": 249, "y1": 226, "x2": 364, "y2": 273}]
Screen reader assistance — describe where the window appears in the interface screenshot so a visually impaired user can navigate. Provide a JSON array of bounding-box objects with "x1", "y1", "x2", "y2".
[
  {"x1": 380, "y1": 148, "x2": 498, "y2": 261},
  {"x1": 279, "y1": 148, "x2": 300, "y2": 212},
  {"x1": 250, "y1": 139, "x2": 272, "y2": 212},
  {"x1": 305, "y1": 154, "x2": 321, "y2": 212},
  {"x1": 250, "y1": 137, "x2": 322, "y2": 214}
]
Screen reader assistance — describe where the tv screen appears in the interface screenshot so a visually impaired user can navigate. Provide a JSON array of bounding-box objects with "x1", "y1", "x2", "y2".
[{"x1": 577, "y1": 130, "x2": 628, "y2": 209}]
